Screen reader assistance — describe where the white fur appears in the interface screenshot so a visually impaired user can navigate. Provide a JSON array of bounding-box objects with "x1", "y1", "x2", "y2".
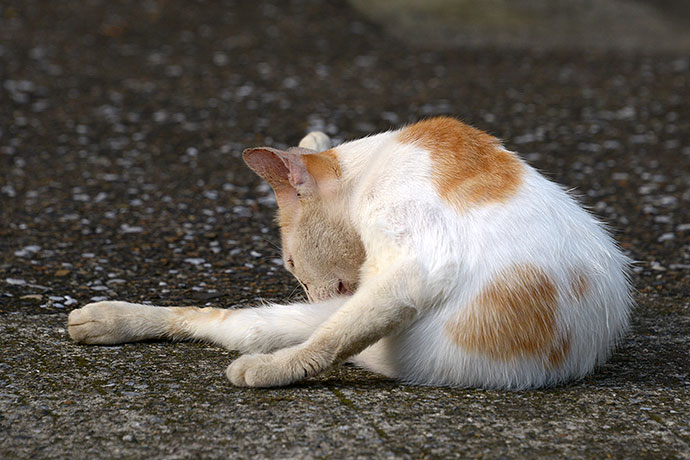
[{"x1": 69, "y1": 124, "x2": 632, "y2": 389}]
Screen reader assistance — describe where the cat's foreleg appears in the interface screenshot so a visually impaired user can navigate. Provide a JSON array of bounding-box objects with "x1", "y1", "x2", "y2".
[
  {"x1": 226, "y1": 260, "x2": 419, "y2": 387},
  {"x1": 68, "y1": 298, "x2": 347, "y2": 353}
]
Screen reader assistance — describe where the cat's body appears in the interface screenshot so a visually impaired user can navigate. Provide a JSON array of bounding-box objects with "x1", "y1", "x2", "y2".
[{"x1": 68, "y1": 117, "x2": 632, "y2": 389}]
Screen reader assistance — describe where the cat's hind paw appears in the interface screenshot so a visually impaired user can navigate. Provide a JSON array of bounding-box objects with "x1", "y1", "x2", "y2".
[{"x1": 68, "y1": 301, "x2": 151, "y2": 344}]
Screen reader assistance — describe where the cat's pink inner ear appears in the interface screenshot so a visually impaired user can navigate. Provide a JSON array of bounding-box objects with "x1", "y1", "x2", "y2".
[
  {"x1": 242, "y1": 147, "x2": 298, "y2": 206},
  {"x1": 280, "y1": 148, "x2": 318, "y2": 193},
  {"x1": 243, "y1": 147, "x2": 318, "y2": 207}
]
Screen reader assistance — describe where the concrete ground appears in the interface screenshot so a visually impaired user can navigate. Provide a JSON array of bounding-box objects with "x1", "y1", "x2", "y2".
[{"x1": 1, "y1": 0, "x2": 688, "y2": 458}]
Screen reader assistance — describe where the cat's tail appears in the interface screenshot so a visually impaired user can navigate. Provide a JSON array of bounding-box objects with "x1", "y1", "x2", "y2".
[{"x1": 298, "y1": 131, "x2": 331, "y2": 152}]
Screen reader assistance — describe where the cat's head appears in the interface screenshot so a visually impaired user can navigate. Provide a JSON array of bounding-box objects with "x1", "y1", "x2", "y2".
[{"x1": 243, "y1": 146, "x2": 365, "y2": 302}]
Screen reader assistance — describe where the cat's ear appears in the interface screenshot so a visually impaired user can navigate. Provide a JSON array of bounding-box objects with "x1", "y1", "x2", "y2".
[{"x1": 242, "y1": 147, "x2": 317, "y2": 207}]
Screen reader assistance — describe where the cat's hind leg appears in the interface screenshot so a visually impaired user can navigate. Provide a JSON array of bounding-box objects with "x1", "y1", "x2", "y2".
[{"x1": 68, "y1": 298, "x2": 347, "y2": 353}]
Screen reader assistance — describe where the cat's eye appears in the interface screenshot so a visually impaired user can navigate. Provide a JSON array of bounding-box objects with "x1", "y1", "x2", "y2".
[{"x1": 286, "y1": 257, "x2": 294, "y2": 268}]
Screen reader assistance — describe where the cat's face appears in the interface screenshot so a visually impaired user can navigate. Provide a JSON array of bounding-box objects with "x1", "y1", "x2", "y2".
[
  {"x1": 243, "y1": 146, "x2": 366, "y2": 302},
  {"x1": 279, "y1": 198, "x2": 365, "y2": 302}
]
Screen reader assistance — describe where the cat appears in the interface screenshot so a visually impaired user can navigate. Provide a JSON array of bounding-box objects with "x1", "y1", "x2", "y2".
[{"x1": 68, "y1": 116, "x2": 632, "y2": 389}]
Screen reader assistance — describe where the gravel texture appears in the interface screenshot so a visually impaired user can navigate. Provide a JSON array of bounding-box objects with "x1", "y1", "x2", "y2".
[{"x1": 1, "y1": 0, "x2": 689, "y2": 458}]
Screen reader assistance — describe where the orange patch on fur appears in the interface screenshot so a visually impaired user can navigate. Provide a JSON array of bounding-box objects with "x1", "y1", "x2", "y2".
[
  {"x1": 169, "y1": 307, "x2": 234, "y2": 336},
  {"x1": 446, "y1": 264, "x2": 562, "y2": 362},
  {"x1": 303, "y1": 149, "x2": 341, "y2": 183},
  {"x1": 399, "y1": 117, "x2": 523, "y2": 212},
  {"x1": 173, "y1": 307, "x2": 235, "y2": 321},
  {"x1": 172, "y1": 306, "x2": 201, "y2": 315},
  {"x1": 569, "y1": 268, "x2": 590, "y2": 301}
]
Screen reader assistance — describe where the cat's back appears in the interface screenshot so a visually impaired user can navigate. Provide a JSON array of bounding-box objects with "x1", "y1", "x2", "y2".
[
  {"x1": 337, "y1": 117, "x2": 612, "y2": 257},
  {"x1": 336, "y1": 117, "x2": 527, "y2": 213},
  {"x1": 336, "y1": 117, "x2": 561, "y2": 251}
]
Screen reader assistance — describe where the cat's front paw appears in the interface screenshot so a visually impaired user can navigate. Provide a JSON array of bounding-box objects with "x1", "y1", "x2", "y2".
[
  {"x1": 226, "y1": 353, "x2": 279, "y2": 387},
  {"x1": 226, "y1": 348, "x2": 320, "y2": 388},
  {"x1": 68, "y1": 301, "x2": 145, "y2": 344}
]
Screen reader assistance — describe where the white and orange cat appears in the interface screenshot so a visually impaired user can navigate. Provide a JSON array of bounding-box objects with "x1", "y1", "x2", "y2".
[{"x1": 68, "y1": 117, "x2": 632, "y2": 389}]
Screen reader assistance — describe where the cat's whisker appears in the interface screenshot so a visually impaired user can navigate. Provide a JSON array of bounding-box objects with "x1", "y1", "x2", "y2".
[
  {"x1": 259, "y1": 236, "x2": 282, "y2": 254},
  {"x1": 286, "y1": 284, "x2": 306, "y2": 302}
]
